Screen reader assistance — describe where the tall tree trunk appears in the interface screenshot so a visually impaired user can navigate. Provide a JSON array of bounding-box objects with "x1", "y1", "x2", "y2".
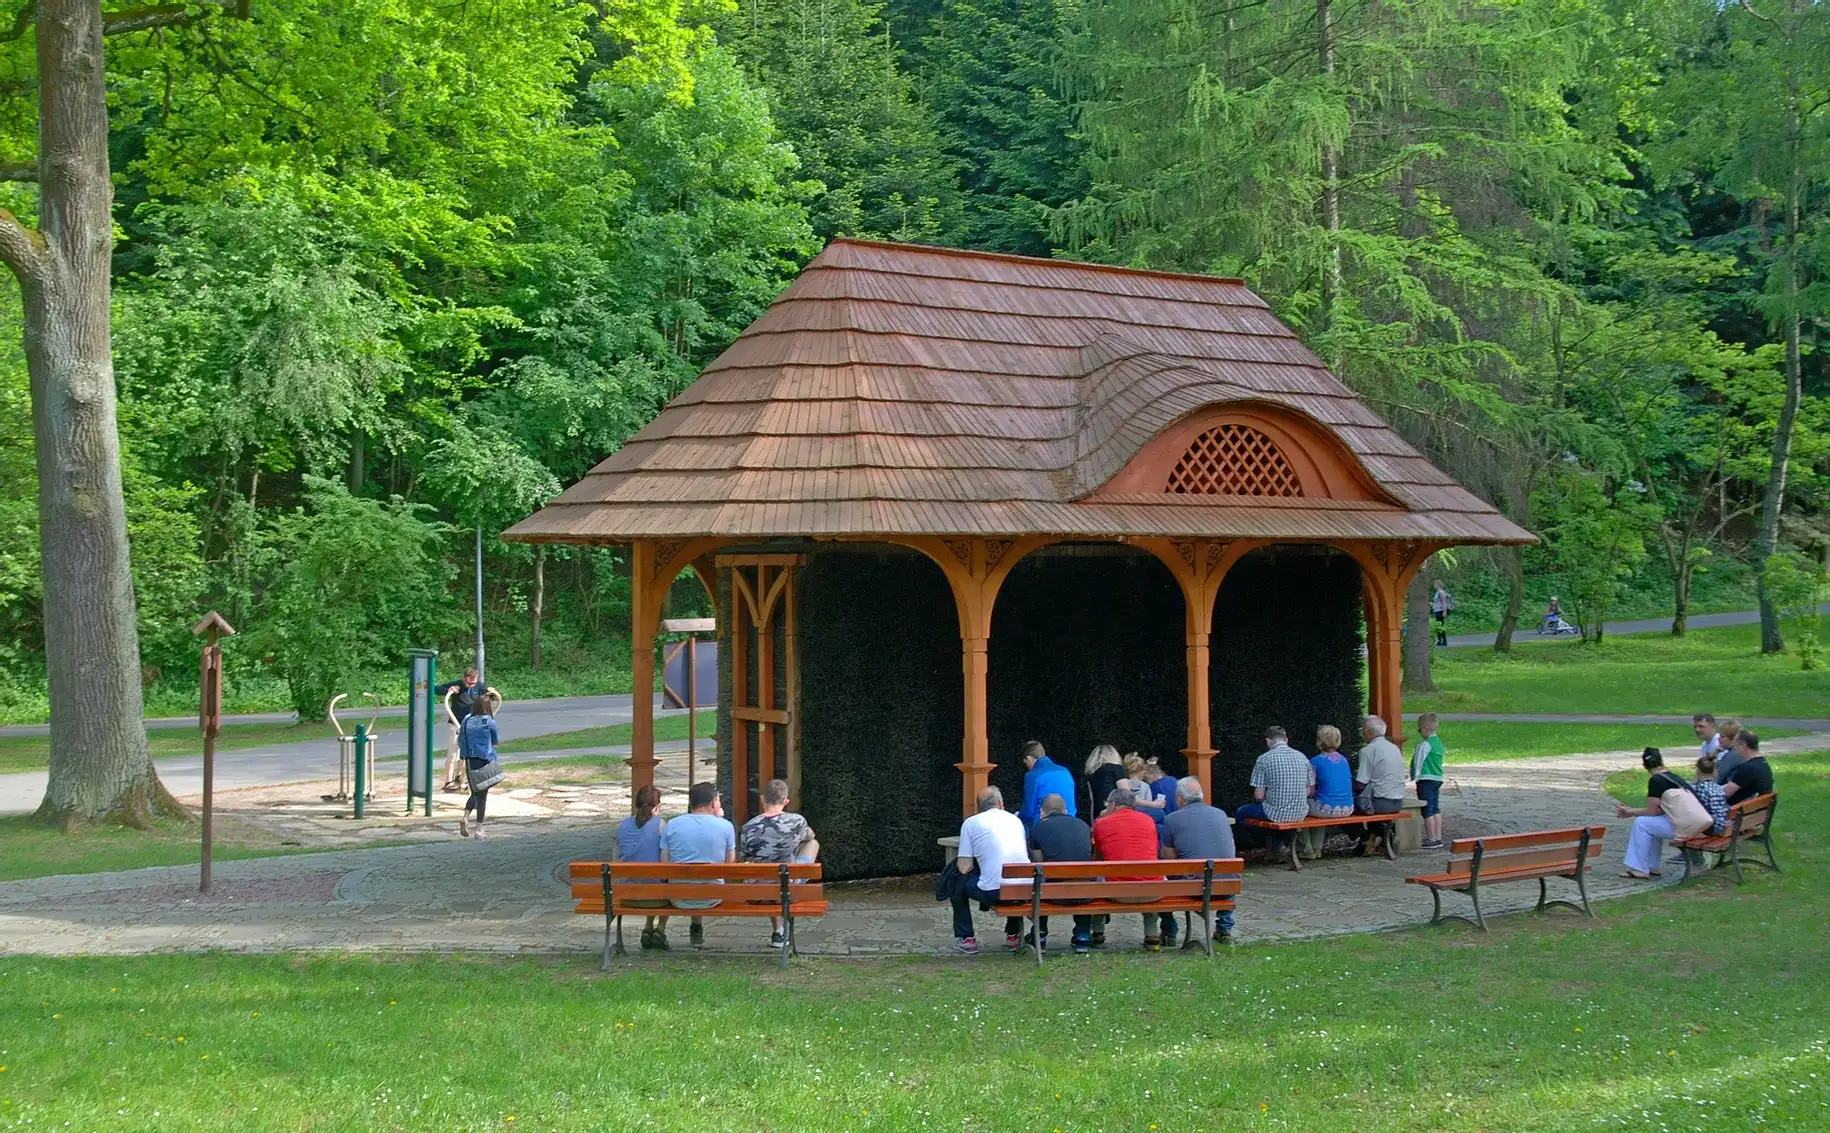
[
  {"x1": 0, "y1": 0, "x2": 179, "y2": 828},
  {"x1": 1317, "y1": 0, "x2": 1341, "y2": 348},
  {"x1": 530, "y1": 545, "x2": 545, "y2": 673},
  {"x1": 1494, "y1": 546, "x2": 1524, "y2": 653},
  {"x1": 1402, "y1": 571, "x2": 1436, "y2": 692},
  {"x1": 347, "y1": 429, "x2": 365, "y2": 493},
  {"x1": 1671, "y1": 538, "x2": 1693, "y2": 637},
  {"x1": 1755, "y1": 136, "x2": 1804, "y2": 654}
]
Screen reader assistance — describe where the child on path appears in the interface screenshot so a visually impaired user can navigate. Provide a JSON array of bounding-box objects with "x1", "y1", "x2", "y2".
[{"x1": 1412, "y1": 712, "x2": 1446, "y2": 848}]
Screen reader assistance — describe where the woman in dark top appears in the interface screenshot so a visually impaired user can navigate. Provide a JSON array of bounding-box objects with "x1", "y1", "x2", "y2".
[
  {"x1": 1084, "y1": 744, "x2": 1125, "y2": 818},
  {"x1": 1614, "y1": 747, "x2": 1686, "y2": 879}
]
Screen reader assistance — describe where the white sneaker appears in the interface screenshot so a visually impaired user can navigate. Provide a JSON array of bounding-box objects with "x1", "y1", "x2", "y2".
[
  {"x1": 471, "y1": 824, "x2": 487, "y2": 839},
  {"x1": 457, "y1": 817, "x2": 470, "y2": 838}
]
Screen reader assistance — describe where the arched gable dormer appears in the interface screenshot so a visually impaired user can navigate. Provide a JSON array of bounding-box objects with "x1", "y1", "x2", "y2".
[{"x1": 1087, "y1": 402, "x2": 1397, "y2": 504}]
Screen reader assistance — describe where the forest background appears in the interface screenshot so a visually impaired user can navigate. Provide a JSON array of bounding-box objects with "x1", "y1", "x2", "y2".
[{"x1": 0, "y1": 0, "x2": 1825, "y2": 725}]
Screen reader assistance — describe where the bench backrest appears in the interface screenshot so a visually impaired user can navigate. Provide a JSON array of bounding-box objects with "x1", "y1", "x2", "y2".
[
  {"x1": 1728, "y1": 793, "x2": 1776, "y2": 838},
  {"x1": 999, "y1": 858, "x2": 1244, "y2": 903},
  {"x1": 1442, "y1": 826, "x2": 1605, "y2": 878},
  {"x1": 569, "y1": 861, "x2": 823, "y2": 909}
]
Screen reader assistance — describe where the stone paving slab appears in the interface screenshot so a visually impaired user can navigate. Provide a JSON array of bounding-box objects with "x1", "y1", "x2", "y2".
[{"x1": 1, "y1": 735, "x2": 1821, "y2": 960}]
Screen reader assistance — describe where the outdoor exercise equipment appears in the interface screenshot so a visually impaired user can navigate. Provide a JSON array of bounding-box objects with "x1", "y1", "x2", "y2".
[{"x1": 326, "y1": 692, "x2": 381, "y2": 809}]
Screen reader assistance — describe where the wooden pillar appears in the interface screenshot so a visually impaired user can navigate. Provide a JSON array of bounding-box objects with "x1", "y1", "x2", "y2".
[
  {"x1": 628, "y1": 540, "x2": 664, "y2": 803},
  {"x1": 959, "y1": 634, "x2": 993, "y2": 815},
  {"x1": 889, "y1": 536, "x2": 1049, "y2": 817},
  {"x1": 628, "y1": 538, "x2": 725, "y2": 808},
  {"x1": 1134, "y1": 539, "x2": 1261, "y2": 798},
  {"x1": 1341, "y1": 541, "x2": 1435, "y2": 748}
]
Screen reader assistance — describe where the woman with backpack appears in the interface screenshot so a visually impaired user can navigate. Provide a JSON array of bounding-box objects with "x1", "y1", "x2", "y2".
[
  {"x1": 457, "y1": 691, "x2": 505, "y2": 839},
  {"x1": 1614, "y1": 747, "x2": 1712, "y2": 879}
]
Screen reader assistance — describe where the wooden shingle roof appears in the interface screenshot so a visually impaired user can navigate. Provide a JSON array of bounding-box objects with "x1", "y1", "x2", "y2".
[{"x1": 504, "y1": 239, "x2": 1532, "y2": 546}]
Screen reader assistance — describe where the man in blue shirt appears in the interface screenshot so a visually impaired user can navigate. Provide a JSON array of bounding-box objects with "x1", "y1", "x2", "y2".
[{"x1": 1018, "y1": 740, "x2": 1076, "y2": 826}]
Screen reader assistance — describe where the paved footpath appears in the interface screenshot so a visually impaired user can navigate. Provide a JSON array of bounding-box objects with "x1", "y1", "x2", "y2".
[{"x1": 2, "y1": 733, "x2": 1819, "y2": 960}]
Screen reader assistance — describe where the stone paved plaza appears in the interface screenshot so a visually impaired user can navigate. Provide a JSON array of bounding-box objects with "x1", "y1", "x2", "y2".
[{"x1": 1, "y1": 736, "x2": 1819, "y2": 961}]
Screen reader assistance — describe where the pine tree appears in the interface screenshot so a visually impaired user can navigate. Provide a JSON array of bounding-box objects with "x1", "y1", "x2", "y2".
[
  {"x1": 720, "y1": 0, "x2": 964, "y2": 241},
  {"x1": 910, "y1": 0, "x2": 1089, "y2": 255}
]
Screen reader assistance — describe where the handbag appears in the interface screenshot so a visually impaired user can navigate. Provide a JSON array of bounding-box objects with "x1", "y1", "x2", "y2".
[
  {"x1": 466, "y1": 758, "x2": 505, "y2": 792},
  {"x1": 1659, "y1": 787, "x2": 1712, "y2": 839}
]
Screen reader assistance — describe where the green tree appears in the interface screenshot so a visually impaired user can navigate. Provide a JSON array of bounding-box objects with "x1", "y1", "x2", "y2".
[
  {"x1": 247, "y1": 478, "x2": 455, "y2": 719},
  {"x1": 1645, "y1": 0, "x2": 1830, "y2": 652},
  {"x1": 720, "y1": 0, "x2": 962, "y2": 240},
  {"x1": 909, "y1": 0, "x2": 1087, "y2": 255}
]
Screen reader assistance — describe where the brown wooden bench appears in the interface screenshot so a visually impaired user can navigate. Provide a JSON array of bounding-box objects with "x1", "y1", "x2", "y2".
[
  {"x1": 1244, "y1": 811, "x2": 1413, "y2": 870},
  {"x1": 1404, "y1": 825, "x2": 1605, "y2": 931},
  {"x1": 993, "y1": 858, "x2": 1244, "y2": 964},
  {"x1": 1673, "y1": 792, "x2": 1779, "y2": 884},
  {"x1": 569, "y1": 861, "x2": 828, "y2": 970}
]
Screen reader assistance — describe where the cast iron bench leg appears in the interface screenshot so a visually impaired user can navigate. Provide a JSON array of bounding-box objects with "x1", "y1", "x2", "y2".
[
  {"x1": 600, "y1": 864, "x2": 617, "y2": 973},
  {"x1": 1382, "y1": 821, "x2": 1398, "y2": 860}
]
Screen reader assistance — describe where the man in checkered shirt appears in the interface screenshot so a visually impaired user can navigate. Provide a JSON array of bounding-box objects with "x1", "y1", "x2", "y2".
[{"x1": 1234, "y1": 725, "x2": 1315, "y2": 847}]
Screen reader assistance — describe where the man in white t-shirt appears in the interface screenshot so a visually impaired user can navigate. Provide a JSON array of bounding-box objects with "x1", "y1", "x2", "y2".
[{"x1": 950, "y1": 785, "x2": 1030, "y2": 955}]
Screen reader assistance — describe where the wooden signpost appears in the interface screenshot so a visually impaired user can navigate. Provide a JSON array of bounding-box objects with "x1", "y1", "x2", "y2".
[{"x1": 194, "y1": 611, "x2": 235, "y2": 894}]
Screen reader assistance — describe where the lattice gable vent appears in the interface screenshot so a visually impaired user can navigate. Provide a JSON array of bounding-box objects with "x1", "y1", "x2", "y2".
[{"x1": 1165, "y1": 423, "x2": 1304, "y2": 497}]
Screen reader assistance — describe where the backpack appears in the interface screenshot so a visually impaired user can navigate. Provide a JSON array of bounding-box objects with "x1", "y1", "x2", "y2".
[
  {"x1": 1659, "y1": 787, "x2": 1712, "y2": 839},
  {"x1": 459, "y1": 713, "x2": 495, "y2": 761}
]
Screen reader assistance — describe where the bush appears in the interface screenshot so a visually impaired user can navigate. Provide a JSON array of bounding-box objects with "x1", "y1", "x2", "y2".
[{"x1": 247, "y1": 478, "x2": 457, "y2": 719}]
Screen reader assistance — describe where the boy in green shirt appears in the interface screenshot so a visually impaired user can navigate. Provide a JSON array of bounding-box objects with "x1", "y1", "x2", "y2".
[{"x1": 1412, "y1": 712, "x2": 1446, "y2": 848}]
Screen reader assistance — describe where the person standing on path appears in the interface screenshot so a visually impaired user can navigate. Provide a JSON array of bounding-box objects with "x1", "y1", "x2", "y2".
[
  {"x1": 1411, "y1": 713, "x2": 1447, "y2": 849},
  {"x1": 436, "y1": 668, "x2": 497, "y2": 793},
  {"x1": 1084, "y1": 745, "x2": 1126, "y2": 821},
  {"x1": 1018, "y1": 740, "x2": 1076, "y2": 826},
  {"x1": 456, "y1": 691, "x2": 504, "y2": 839},
  {"x1": 1431, "y1": 581, "x2": 1454, "y2": 647}
]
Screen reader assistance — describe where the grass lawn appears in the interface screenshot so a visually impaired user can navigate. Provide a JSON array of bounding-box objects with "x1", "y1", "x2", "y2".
[
  {"x1": 0, "y1": 814, "x2": 383, "y2": 884},
  {"x1": 1416, "y1": 623, "x2": 1830, "y2": 717},
  {"x1": 3, "y1": 755, "x2": 1825, "y2": 1131},
  {"x1": 0, "y1": 720, "x2": 339, "y2": 776},
  {"x1": 497, "y1": 709, "x2": 715, "y2": 754},
  {"x1": 1442, "y1": 721, "x2": 1804, "y2": 764}
]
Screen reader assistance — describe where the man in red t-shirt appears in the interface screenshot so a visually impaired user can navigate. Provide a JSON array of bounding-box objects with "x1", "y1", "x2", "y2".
[{"x1": 1091, "y1": 786, "x2": 1173, "y2": 950}]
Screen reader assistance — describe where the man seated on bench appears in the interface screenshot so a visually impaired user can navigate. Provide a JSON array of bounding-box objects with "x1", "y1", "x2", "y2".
[
  {"x1": 951, "y1": 786, "x2": 1031, "y2": 955},
  {"x1": 661, "y1": 781, "x2": 737, "y2": 950},
  {"x1": 1026, "y1": 792, "x2": 1093, "y2": 953},
  {"x1": 1721, "y1": 732, "x2": 1774, "y2": 804},
  {"x1": 1161, "y1": 776, "x2": 1238, "y2": 944},
  {"x1": 1234, "y1": 725, "x2": 1313, "y2": 850},
  {"x1": 1092, "y1": 786, "x2": 1173, "y2": 950},
  {"x1": 741, "y1": 778, "x2": 821, "y2": 949},
  {"x1": 1355, "y1": 715, "x2": 1407, "y2": 856}
]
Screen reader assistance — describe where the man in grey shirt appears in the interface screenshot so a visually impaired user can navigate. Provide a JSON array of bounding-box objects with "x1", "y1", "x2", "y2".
[
  {"x1": 1160, "y1": 776, "x2": 1238, "y2": 943},
  {"x1": 1356, "y1": 715, "x2": 1408, "y2": 855}
]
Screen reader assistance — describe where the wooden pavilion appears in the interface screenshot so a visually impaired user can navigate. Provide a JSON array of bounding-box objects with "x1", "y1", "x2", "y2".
[{"x1": 504, "y1": 239, "x2": 1533, "y2": 878}]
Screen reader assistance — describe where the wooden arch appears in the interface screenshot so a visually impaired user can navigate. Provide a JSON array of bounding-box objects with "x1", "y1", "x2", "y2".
[{"x1": 1092, "y1": 401, "x2": 1398, "y2": 504}]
